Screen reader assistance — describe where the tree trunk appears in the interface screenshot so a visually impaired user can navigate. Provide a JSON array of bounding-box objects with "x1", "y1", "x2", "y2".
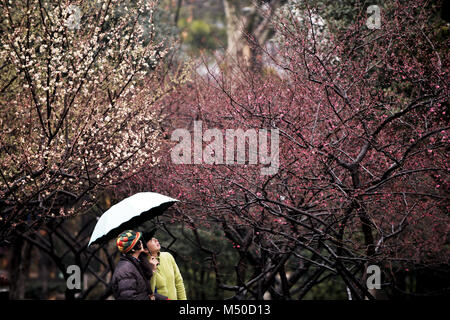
[
  {"x1": 8, "y1": 238, "x2": 32, "y2": 299},
  {"x1": 223, "y1": 0, "x2": 287, "y2": 71},
  {"x1": 38, "y1": 250, "x2": 50, "y2": 299},
  {"x1": 223, "y1": 0, "x2": 244, "y2": 58},
  {"x1": 8, "y1": 238, "x2": 24, "y2": 299},
  {"x1": 223, "y1": 0, "x2": 256, "y2": 66}
]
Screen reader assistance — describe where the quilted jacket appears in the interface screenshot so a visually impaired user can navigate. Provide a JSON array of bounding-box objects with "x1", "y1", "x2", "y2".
[{"x1": 111, "y1": 253, "x2": 167, "y2": 300}]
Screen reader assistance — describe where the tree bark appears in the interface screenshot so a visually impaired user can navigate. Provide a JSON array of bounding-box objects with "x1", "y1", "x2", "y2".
[
  {"x1": 223, "y1": 0, "x2": 287, "y2": 70},
  {"x1": 8, "y1": 238, "x2": 24, "y2": 299},
  {"x1": 223, "y1": 0, "x2": 244, "y2": 58},
  {"x1": 38, "y1": 249, "x2": 50, "y2": 299},
  {"x1": 8, "y1": 238, "x2": 32, "y2": 299}
]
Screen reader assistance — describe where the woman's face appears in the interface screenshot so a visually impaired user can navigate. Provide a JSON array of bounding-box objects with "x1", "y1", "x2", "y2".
[{"x1": 146, "y1": 237, "x2": 160, "y2": 253}]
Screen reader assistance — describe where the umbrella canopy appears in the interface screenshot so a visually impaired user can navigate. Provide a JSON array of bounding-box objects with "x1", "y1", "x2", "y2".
[{"x1": 88, "y1": 192, "x2": 178, "y2": 246}]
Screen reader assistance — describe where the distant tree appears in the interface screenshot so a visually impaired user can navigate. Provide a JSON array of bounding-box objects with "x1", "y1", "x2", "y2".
[{"x1": 223, "y1": 0, "x2": 288, "y2": 68}]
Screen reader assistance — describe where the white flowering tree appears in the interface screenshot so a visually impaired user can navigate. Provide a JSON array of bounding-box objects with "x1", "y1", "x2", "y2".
[{"x1": 0, "y1": 0, "x2": 173, "y2": 243}]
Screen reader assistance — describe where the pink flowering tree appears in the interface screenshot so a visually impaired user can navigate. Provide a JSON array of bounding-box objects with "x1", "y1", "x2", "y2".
[{"x1": 132, "y1": 0, "x2": 449, "y2": 299}]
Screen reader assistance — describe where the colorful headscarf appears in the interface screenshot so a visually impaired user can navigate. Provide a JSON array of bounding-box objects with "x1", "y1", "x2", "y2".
[{"x1": 116, "y1": 230, "x2": 142, "y2": 253}]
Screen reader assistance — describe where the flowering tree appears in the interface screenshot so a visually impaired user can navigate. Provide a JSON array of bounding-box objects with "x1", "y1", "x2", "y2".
[
  {"x1": 133, "y1": 0, "x2": 449, "y2": 299},
  {"x1": 0, "y1": 0, "x2": 179, "y2": 244}
]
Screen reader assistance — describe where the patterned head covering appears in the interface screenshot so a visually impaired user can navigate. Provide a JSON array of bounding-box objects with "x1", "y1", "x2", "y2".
[{"x1": 116, "y1": 230, "x2": 142, "y2": 253}]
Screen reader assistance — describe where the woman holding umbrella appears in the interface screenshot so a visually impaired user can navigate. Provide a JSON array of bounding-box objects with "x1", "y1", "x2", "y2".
[{"x1": 87, "y1": 192, "x2": 181, "y2": 299}]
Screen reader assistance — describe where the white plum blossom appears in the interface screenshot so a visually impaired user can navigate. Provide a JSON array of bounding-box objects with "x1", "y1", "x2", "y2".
[{"x1": 0, "y1": 0, "x2": 185, "y2": 238}]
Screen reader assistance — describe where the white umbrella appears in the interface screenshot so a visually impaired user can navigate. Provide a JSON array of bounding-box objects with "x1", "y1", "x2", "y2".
[{"x1": 88, "y1": 192, "x2": 178, "y2": 246}]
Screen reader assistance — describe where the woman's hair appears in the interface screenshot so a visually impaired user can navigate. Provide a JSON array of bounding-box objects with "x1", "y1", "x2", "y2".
[{"x1": 129, "y1": 240, "x2": 144, "y2": 253}]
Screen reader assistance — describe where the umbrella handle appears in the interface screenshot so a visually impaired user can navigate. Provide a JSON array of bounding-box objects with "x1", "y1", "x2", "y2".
[{"x1": 143, "y1": 239, "x2": 151, "y2": 253}]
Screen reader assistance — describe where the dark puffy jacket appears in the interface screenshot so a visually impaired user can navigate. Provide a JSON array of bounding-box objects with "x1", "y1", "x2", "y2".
[{"x1": 111, "y1": 254, "x2": 168, "y2": 300}]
